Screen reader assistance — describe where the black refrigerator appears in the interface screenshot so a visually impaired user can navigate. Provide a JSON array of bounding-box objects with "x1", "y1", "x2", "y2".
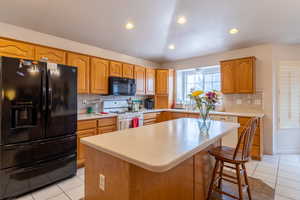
[{"x1": 0, "y1": 56, "x2": 77, "y2": 199}]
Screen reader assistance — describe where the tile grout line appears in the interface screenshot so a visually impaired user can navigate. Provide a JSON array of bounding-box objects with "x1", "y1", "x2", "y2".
[{"x1": 56, "y1": 184, "x2": 73, "y2": 200}]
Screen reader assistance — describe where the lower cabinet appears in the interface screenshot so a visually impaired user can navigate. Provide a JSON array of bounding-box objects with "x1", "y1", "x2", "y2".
[
  {"x1": 77, "y1": 117, "x2": 117, "y2": 168},
  {"x1": 143, "y1": 112, "x2": 160, "y2": 126}
]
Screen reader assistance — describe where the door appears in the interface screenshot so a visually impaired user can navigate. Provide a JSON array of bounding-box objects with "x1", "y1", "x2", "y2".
[
  {"x1": 277, "y1": 61, "x2": 300, "y2": 153},
  {"x1": 67, "y1": 53, "x2": 90, "y2": 93},
  {"x1": 122, "y1": 63, "x2": 134, "y2": 79},
  {"x1": 0, "y1": 39, "x2": 35, "y2": 60},
  {"x1": 134, "y1": 66, "x2": 146, "y2": 95},
  {"x1": 90, "y1": 58, "x2": 109, "y2": 94},
  {"x1": 45, "y1": 64, "x2": 77, "y2": 138},
  {"x1": 235, "y1": 58, "x2": 254, "y2": 93},
  {"x1": 146, "y1": 68, "x2": 155, "y2": 95},
  {"x1": 35, "y1": 46, "x2": 66, "y2": 64},
  {"x1": 0, "y1": 57, "x2": 45, "y2": 145},
  {"x1": 156, "y1": 69, "x2": 168, "y2": 95},
  {"x1": 110, "y1": 61, "x2": 122, "y2": 77},
  {"x1": 220, "y1": 60, "x2": 235, "y2": 94}
]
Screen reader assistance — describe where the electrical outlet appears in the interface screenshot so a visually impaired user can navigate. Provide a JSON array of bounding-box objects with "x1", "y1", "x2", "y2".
[
  {"x1": 99, "y1": 174, "x2": 105, "y2": 191},
  {"x1": 236, "y1": 99, "x2": 242, "y2": 105}
]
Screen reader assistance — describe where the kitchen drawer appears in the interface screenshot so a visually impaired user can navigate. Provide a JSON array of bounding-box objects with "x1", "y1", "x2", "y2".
[
  {"x1": 98, "y1": 126, "x2": 117, "y2": 134},
  {"x1": 144, "y1": 122, "x2": 156, "y2": 126},
  {"x1": 144, "y1": 118, "x2": 157, "y2": 124},
  {"x1": 98, "y1": 117, "x2": 117, "y2": 127},
  {"x1": 77, "y1": 120, "x2": 97, "y2": 131},
  {"x1": 171, "y1": 112, "x2": 188, "y2": 119},
  {"x1": 188, "y1": 114, "x2": 199, "y2": 118},
  {"x1": 143, "y1": 112, "x2": 159, "y2": 120}
]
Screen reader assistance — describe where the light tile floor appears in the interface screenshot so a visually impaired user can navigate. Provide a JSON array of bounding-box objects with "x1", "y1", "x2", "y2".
[{"x1": 16, "y1": 154, "x2": 300, "y2": 200}]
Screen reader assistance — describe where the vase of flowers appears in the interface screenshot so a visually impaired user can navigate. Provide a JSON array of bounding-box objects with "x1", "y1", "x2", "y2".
[{"x1": 189, "y1": 90, "x2": 220, "y2": 134}]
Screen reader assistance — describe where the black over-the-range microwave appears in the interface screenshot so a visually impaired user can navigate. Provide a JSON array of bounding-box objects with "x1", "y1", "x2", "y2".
[{"x1": 109, "y1": 76, "x2": 136, "y2": 96}]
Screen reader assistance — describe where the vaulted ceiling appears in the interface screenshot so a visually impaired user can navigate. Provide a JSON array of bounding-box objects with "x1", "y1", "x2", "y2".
[{"x1": 0, "y1": 0, "x2": 299, "y2": 63}]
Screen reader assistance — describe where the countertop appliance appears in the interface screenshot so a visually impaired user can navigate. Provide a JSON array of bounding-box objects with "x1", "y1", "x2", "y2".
[
  {"x1": 144, "y1": 98, "x2": 154, "y2": 109},
  {"x1": 0, "y1": 57, "x2": 77, "y2": 199},
  {"x1": 109, "y1": 76, "x2": 136, "y2": 96},
  {"x1": 103, "y1": 100, "x2": 143, "y2": 130}
]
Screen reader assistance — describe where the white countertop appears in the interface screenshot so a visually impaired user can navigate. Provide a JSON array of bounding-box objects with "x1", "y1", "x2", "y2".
[
  {"x1": 81, "y1": 118, "x2": 239, "y2": 172},
  {"x1": 78, "y1": 109, "x2": 264, "y2": 121}
]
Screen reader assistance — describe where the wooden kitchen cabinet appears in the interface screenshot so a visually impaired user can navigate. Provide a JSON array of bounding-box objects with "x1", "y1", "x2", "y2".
[
  {"x1": 156, "y1": 69, "x2": 169, "y2": 95},
  {"x1": 143, "y1": 112, "x2": 160, "y2": 125},
  {"x1": 155, "y1": 69, "x2": 174, "y2": 109},
  {"x1": 134, "y1": 65, "x2": 146, "y2": 95},
  {"x1": 146, "y1": 68, "x2": 155, "y2": 95},
  {"x1": 0, "y1": 38, "x2": 35, "y2": 60},
  {"x1": 122, "y1": 63, "x2": 134, "y2": 79},
  {"x1": 237, "y1": 116, "x2": 263, "y2": 160},
  {"x1": 90, "y1": 57, "x2": 109, "y2": 94},
  {"x1": 35, "y1": 46, "x2": 66, "y2": 64},
  {"x1": 77, "y1": 128, "x2": 97, "y2": 168},
  {"x1": 77, "y1": 117, "x2": 117, "y2": 168},
  {"x1": 220, "y1": 57, "x2": 255, "y2": 94},
  {"x1": 110, "y1": 61, "x2": 123, "y2": 77},
  {"x1": 67, "y1": 53, "x2": 90, "y2": 94}
]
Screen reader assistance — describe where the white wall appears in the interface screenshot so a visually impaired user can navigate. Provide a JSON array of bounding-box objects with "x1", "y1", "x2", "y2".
[
  {"x1": 161, "y1": 44, "x2": 274, "y2": 155},
  {"x1": 0, "y1": 22, "x2": 159, "y2": 68}
]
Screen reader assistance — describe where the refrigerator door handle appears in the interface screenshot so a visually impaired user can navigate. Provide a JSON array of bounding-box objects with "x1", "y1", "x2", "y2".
[
  {"x1": 42, "y1": 70, "x2": 47, "y2": 111},
  {"x1": 47, "y1": 70, "x2": 53, "y2": 110}
]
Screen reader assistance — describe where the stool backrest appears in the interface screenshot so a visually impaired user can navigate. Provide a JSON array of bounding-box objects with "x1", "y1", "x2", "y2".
[{"x1": 233, "y1": 118, "x2": 259, "y2": 161}]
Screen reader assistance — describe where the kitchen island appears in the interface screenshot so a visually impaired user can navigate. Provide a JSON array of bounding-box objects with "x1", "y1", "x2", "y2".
[{"x1": 81, "y1": 118, "x2": 239, "y2": 200}]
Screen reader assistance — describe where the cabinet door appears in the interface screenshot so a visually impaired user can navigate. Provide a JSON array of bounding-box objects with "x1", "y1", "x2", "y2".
[
  {"x1": 122, "y1": 63, "x2": 134, "y2": 79},
  {"x1": 77, "y1": 129, "x2": 96, "y2": 166},
  {"x1": 221, "y1": 60, "x2": 235, "y2": 94},
  {"x1": 0, "y1": 38, "x2": 35, "y2": 60},
  {"x1": 156, "y1": 69, "x2": 169, "y2": 95},
  {"x1": 235, "y1": 58, "x2": 254, "y2": 93},
  {"x1": 146, "y1": 68, "x2": 155, "y2": 95},
  {"x1": 110, "y1": 61, "x2": 122, "y2": 77},
  {"x1": 35, "y1": 46, "x2": 66, "y2": 64},
  {"x1": 90, "y1": 57, "x2": 109, "y2": 94},
  {"x1": 134, "y1": 66, "x2": 146, "y2": 95},
  {"x1": 67, "y1": 53, "x2": 90, "y2": 93}
]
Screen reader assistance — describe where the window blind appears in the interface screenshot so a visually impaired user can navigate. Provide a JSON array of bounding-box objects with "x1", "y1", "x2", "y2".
[{"x1": 279, "y1": 62, "x2": 300, "y2": 129}]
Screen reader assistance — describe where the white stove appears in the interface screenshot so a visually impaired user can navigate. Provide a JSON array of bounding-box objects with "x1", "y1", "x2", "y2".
[{"x1": 103, "y1": 100, "x2": 144, "y2": 130}]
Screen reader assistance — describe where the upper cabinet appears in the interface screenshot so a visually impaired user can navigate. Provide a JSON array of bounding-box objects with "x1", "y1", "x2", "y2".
[
  {"x1": 156, "y1": 69, "x2": 171, "y2": 95},
  {"x1": 0, "y1": 38, "x2": 35, "y2": 60},
  {"x1": 67, "y1": 53, "x2": 90, "y2": 94},
  {"x1": 110, "y1": 61, "x2": 122, "y2": 77},
  {"x1": 146, "y1": 68, "x2": 155, "y2": 95},
  {"x1": 134, "y1": 66, "x2": 146, "y2": 95},
  {"x1": 155, "y1": 69, "x2": 174, "y2": 109},
  {"x1": 220, "y1": 57, "x2": 255, "y2": 94},
  {"x1": 122, "y1": 63, "x2": 134, "y2": 79},
  {"x1": 90, "y1": 57, "x2": 109, "y2": 94},
  {"x1": 35, "y1": 46, "x2": 66, "y2": 64}
]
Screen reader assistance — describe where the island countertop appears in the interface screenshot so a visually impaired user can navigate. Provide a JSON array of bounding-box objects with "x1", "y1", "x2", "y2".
[{"x1": 81, "y1": 118, "x2": 239, "y2": 172}]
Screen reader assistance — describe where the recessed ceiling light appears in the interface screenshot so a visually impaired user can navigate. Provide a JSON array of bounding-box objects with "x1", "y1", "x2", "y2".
[
  {"x1": 229, "y1": 28, "x2": 239, "y2": 34},
  {"x1": 168, "y1": 44, "x2": 176, "y2": 50},
  {"x1": 177, "y1": 16, "x2": 187, "y2": 24},
  {"x1": 125, "y1": 22, "x2": 135, "y2": 30}
]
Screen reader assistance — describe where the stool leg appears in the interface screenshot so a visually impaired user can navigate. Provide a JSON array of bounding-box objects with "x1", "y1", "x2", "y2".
[
  {"x1": 218, "y1": 161, "x2": 224, "y2": 189},
  {"x1": 242, "y1": 163, "x2": 252, "y2": 200},
  {"x1": 207, "y1": 159, "x2": 220, "y2": 200},
  {"x1": 235, "y1": 164, "x2": 243, "y2": 200}
]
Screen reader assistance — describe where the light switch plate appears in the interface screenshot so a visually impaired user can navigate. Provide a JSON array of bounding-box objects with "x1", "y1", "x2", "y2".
[
  {"x1": 236, "y1": 99, "x2": 242, "y2": 105},
  {"x1": 99, "y1": 174, "x2": 105, "y2": 191}
]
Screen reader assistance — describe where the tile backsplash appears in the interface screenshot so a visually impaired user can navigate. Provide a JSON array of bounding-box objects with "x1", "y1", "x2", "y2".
[
  {"x1": 221, "y1": 91, "x2": 264, "y2": 113},
  {"x1": 78, "y1": 94, "x2": 149, "y2": 114}
]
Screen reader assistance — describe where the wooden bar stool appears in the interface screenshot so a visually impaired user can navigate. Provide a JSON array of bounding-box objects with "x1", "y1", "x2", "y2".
[{"x1": 207, "y1": 118, "x2": 259, "y2": 200}]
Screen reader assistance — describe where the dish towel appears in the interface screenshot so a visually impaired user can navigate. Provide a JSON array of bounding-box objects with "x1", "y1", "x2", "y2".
[{"x1": 132, "y1": 117, "x2": 139, "y2": 128}]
